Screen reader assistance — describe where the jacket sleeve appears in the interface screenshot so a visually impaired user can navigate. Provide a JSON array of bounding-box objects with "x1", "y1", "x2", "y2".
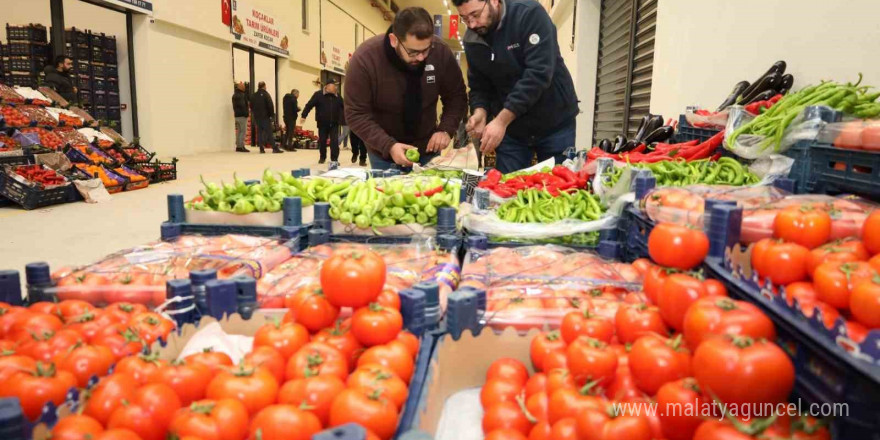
[
  {"x1": 437, "y1": 45, "x2": 468, "y2": 136},
  {"x1": 503, "y1": 5, "x2": 557, "y2": 118},
  {"x1": 301, "y1": 92, "x2": 318, "y2": 119},
  {"x1": 267, "y1": 94, "x2": 275, "y2": 118},
  {"x1": 344, "y1": 57, "x2": 397, "y2": 159}
]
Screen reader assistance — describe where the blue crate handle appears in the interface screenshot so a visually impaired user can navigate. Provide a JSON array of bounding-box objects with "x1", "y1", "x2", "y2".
[
  {"x1": 25, "y1": 262, "x2": 51, "y2": 286},
  {"x1": 166, "y1": 279, "x2": 196, "y2": 327},
  {"x1": 707, "y1": 204, "x2": 742, "y2": 260},
  {"x1": 283, "y1": 197, "x2": 303, "y2": 226},
  {"x1": 312, "y1": 423, "x2": 366, "y2": 440},
  {"x1": 772, "y1": 177, "x2": 795, "y2": 193},
  {"x1": 446, "y1": 288, "x2": 485, "y2": 340},
  {"x1": 633, "y1": 172, "x2": 656, "y2": 201},
  {"x1": 309, "y1": 228, "x2": 330, "y2": 246},
  {"x1": 167, "y1": 194, "x2": 186, "y2": 223},
  {"x1": 0, "y1": 270, "x2": 22, "y2": 306},
  {"x1": 204, "y1": 279, "x2": 237, "y2": 320},
  {"x1": 399, "y1": 288, "x2": 427, "y2": 336}
]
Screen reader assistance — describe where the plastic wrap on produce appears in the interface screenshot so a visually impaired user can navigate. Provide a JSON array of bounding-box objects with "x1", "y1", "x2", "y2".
[
  {"x1": 48, "y1": 235, "x2": 295, "y2": 306},
  {"x1": 13, "y1": 87, "x2": 51, "y2": 105},
  {"x1": 685, "y1": 108, "x2": 729, "y2": 129},
  {"x1": 462, "y1": 211, "x2": 618, "y2": 240},
  {"x1": 641, "y1": 185, "x2": 789, "y2": 228},
  {"x1": 460, "y1": 245, "x2": 643, "y2": 330},
  {"x1": 741, "y1": 194, "x2": 878, "y2": 244},
  {"x1": 725, "y1": 105, "x2": 839, "y2": 158},
  {"x1": 257, "y1": 240, "x2": 461, "y2": 309},
  {"x1": 815, "y1": 119, "x2": 880, "y2": 150}
]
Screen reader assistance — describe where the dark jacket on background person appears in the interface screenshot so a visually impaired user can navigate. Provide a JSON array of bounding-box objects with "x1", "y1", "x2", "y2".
[
  {"x1": 345, "y1": 32, "x2": 467, "y2": 160},
  {"x1": 283, "y1": 94, "x2": 299, "y2": 121},
  {"x1": 301, "y1": 90, "x2": 344, "y2": 128},
  {"x1": 250, "y1": 89, "x2": 275, "y2": 121},
  {"x1": 43, "y1": 65, "x2": 76, "y2": 102},
  {"x1": 232, "y1": 88, "x2": 250, "y2": 117},
  {"x1": 463, "y1": 0, "x2": 579, "y2": 140}
]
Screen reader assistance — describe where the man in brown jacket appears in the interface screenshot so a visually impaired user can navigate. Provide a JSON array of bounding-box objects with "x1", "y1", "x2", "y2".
[{"x1": 344, "y1": 7, "x2": 467, "y2": 170}]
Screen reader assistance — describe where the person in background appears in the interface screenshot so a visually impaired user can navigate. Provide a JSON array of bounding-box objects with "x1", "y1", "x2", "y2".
[
  {"x1": 282, "y1": 89, "x2": 300, "y2": 151},
  {"x1": 453, "y1": 0, "x2": 579, "y2": 173},
  {"x1": 301, "y1": 79, "x2": 344, "y2": 165},
  {"x1": 345, "y1": 7, "x2": 467, "y2": 171},
  {"x1": 350, "y1": 131, "x2": 367, "y2": 166},
  {"x1": 231, "y1": 82, "x2": 250, "y2": 153},
  {"x1": 43, "y1": 55, "x2": 77, "y2": 104},
  {"x1": 251, "y1": 81, "x2": 283, "y2": 154}
]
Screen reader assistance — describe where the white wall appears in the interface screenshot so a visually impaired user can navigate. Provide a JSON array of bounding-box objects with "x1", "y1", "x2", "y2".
[
  {"x1": 552, "y1": 0, "x2": 600, "y2": 147},
  {"x1": 2, "y1": 0, "x2": 50, "y2": 29},
  {"x1": 651, "y1": 0, "x2": 880, "y2": 119}
]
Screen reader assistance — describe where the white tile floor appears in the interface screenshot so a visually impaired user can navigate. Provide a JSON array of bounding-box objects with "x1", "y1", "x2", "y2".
[{"x1": 0, "y1": 148, "x2": 349, "y2": 280}]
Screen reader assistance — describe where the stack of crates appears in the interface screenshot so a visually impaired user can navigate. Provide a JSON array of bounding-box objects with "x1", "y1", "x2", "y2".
[
  {"x1": 57, "y1": 27, "x2": 120, "y2": 129},
  {"x1": 0, "y1": 43, "x2": 6, "y2": 83},
  {"x1": 100, "y1": 33, "x2": 120, "y2": 129},
  {"x1": 63, "y1": 27, "x2": 91, "y2": 108},
  {"x1": 4, "y1": 24, "x2": 49, "y2": 88},
  {"x1": 89, "y1": 31, "x2": 107, "y2": 121}
]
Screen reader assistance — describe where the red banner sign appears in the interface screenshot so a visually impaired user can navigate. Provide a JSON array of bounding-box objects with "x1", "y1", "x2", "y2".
[{"x1": 449, "y1": 15, "x2": 459, "y2": 38}]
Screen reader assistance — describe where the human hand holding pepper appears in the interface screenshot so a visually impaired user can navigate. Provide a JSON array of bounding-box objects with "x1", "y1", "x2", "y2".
[
  {"x1": 466, "y1": 109, "x2": 487, "y2": 140},
  {"x1": 480, "y1": 109, "x2": 516, "y2": 155},
  {"x1": 390, "y1": 143, "x2": 417, "y2": 167}
]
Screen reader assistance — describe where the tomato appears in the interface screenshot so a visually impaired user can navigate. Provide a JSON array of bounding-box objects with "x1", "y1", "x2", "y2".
[
  {"x1": 376, "y1": 288, "x2": 401, "y2": 310},
  {"x1": 614, "y1": 303, "x2": 667, "y2": 344},
  {"x1": 483, "y1": 401, "x2": 533, "y2": 436},
  {"x1": 530, "y1": 331, "x2": 566, "y2": 372},
  {"x1": 55, "y1": 343, "x2": 115, "y2": 388},
  {"x1": 807, "y1": 239, "x2": 869, "y2": 276},
  {"x1": 329, "y1": 389, "x2": 399, "y2": 440},
  {"x1": 320, "y1": 249, "x2": 386, "y2": 308},
  {"x1": 84, "y1": 373, "x2": 140, "y2": 425},
  {"x1": 129, "y1": 312, "x2": 174, "y2": 345},
  {"x1": 18, "y1": 328, "x2": 83, "y2": 362},
  {"x1": 702, "y1": 279, "x2": 728, "y2": 297},
  {"x1": 94, "y1": 429, "x2": 144, "y2": 440},
  {"x1": 487, "y1": 429, "x2": 529, "y2": 440},
  {"x1": 278, "y1": 374, "x2": 346, "y2": 426},
  {"x1": 774, "y1": 206, "x2": 832, "y2": 249},
  {"x1": 244, "y1": 346, "x2": 286, "y2": 384},
  {"x1": 682, "y1": 297, "x2": 777, "y2": 350},
  {"x1": 107, "y1": 383, "x2": 182, "y2": 440},
  {"x1": 253, "y1": 321, "x2": 309, "y2": 360},
  {"x1": 9, "y1": 312, "x2": 63, "y2": 342},
  {"x1": 560, "y1": 310, "x2": 614, "y2": 345},
  {"x1": 850, "y1": 277, "x2": 880, "y2": 328},
  {"x1": 0, "y1": 306, "x2": 28, "y2": 338},
  {"x1": 549, "y1": 418, "x2": 578, "y2": 440},
  {"x1": 0, "y1": 351, "x2": 37, "y2": 383},
  {"x1": 798, "y1": 301, "x2": 842, "y2": 329},
  {"x1": 575, "y1": 407, "x2": 653, "y2": 440},
  {"x1": 151, "y1": 360, "x2": 212, "y2": 405},
  {"x1": 66, "y1": 310, "x2": 122, "y2": 342},
  {"x1": 0, "y1": 362, "x2": 78, "y2": 420},
  {"x1": 790, "y1": 415, "x2": 832, "y2": 440},
  {"x1": 648, "y1": 223, "x2": 709, "y2": 270},
  {"x1": 870, "y1": 253, "x2": 880, "y2": 273},
  {"x1": 92, "y1": 325, "x2": 145, "y2": 360},
  {"x1": 312, "y1": 319, "x2": 364, "y2": 369},
  {"x1": 658, "y1": 273, "x2": 713, "y2": 331},
  {"x1": 545, "y1": 369, "x2": 576, "y2": 396},
  {"x1": 845, "y1": 320, "x2": 869, "y2": 343},
  {"x1": 351, "y1": 303, "x2": 404, "y2": 347},
  {"x1": 395, "y1": 331, "x2": 420, "y2": 357},
  {"x1": 752, "y1": 240, "x2": 810, "y2": 285},
  {"x1": 604, "y1": 363, "x2": 642, "y2": 401},
  {"x1": 784, "y1": 282, "x2": 817, "y2": 307},
  {"x1": 628, "y1": 334, "x2": 691, "y2": 395},
  {"x1": 631, "y1": 259, "x2": 653, "y2": 277},
  {"x1": 692, "y1": 420, "x2": 755, "y2": 440},
  {"x1": 656, "y1": 378, "x2": 706, "y2": 440},
  {"x1": 169, "y1": 398, "x2": 249, "y2": 440},
  {"x1": 529, "y1": 422, "x2": 552, "y2": 440},
  {"x1": 481, "y1": 378, "x2": 524, "y2": 408},
  {"x1": 50, "y1": 414, "x2": 105, "y2": 440},
  {"x1": 487, "y1": 358, "x2": 530, "y2": 386},
  {"x1": 525, "y1": 373, "x2": 547, "y2": 398},
  {"x1": 207, "y1": 364, "x2": 279, "y2": 416},
  {"x1": 358, "y1": 341, "x2": 415, "y2": 383},
  {"x1": 861, "y1": 210, "x2": 880, "y2": 255},
  {"x1": 813, "y1": 261, "x2": 876, "y2": 309},
  {"x1": 283, "y1": 285, "x2": 340, "y2": 333},
  {"x1": 693, "y1": 335, "x2": 794, "y2": 406},
  {"x1": 104, "y1": 303, "x2": 149, "y2": 323},
  {"x1": 565, "y1": 337, "x2": 617, "y2": 387},
  {"x1": 247, "y1": 404, "x2": 322, "y2": 440},
  {"x1": 29, "y1": 301, "x2": 62, "y2": 316},
  {"x1": 58, "y1": 300, "x2": 97, "y2": 322},
  {"x1": 116, "y1": 353, "x2": 167, "y2": 385},
  {"x1": 543, "y1": 350, "x2": 568, "y2": 371},
  {"x1": 547, "y1": 386, "x2": 604, "y2": 424},
  {"x1": 185, "y1": 348, "x2": 234, "y2": 374},
  {"x1": 286, "y1": 342, "x2": 348, "y2": 381},
  {"x1": 526, "y1": 391, "x2": 548, "y2": 421},
  {"x1": 348, "y1": 363, "x2": 409, "y2": 410}
]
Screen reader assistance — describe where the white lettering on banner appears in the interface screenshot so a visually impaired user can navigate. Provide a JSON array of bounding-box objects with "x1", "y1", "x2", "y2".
[{"x1": 231, "y1": 0, "x2": 290, "y2": 57}]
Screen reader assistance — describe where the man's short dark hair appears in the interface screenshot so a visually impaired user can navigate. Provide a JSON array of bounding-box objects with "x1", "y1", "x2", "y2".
[
  {"x1": 54, "y1": 55, "x2": 70, "y2": 67},
  {"x1": 258, "y1": 81, "x2": 266, "y2": 89},
  {"x1": 392, "y1": 7, "x2": 434, "y2": 41},
  {"x1": 451, "y1": 0, "x2": 481, "y2": 7}
]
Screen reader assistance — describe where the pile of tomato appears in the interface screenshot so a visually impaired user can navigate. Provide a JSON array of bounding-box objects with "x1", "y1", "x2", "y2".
[
  {"x1": 751, "y1": 207, "x2": 880, "y2": 334},
  {"x1": 18, "y1": 105, "x2": 57, "y2": 127},
  {"x1": 21, "y1": 127, "x2": 64, "y2": 150},
  {"x1": 8, "y1": 248, "x2": 420, "y2": 440},
  {"x1": 58, "y1": 113, "x2": 84, "y2": 128},
  {"x1": 1, "y1": 105, "x2": 30, "y2": 127}
]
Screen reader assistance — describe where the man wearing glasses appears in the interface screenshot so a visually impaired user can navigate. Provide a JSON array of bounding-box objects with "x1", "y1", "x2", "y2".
[
  {"x1": 345, "y1": 7, "x2": 467, "y2": 170},
  {"x1": 454, "y1": 0, "x2": 579, "y2": 173}
]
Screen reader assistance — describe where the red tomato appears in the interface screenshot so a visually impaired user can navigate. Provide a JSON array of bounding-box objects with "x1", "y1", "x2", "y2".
[
  {"x1": 104, "y1": 303, "x2": 149, "y2": 323},
  {"x1": 529, "y1": 422, "x2": 552, "y2": 440},
  {"x1": 813, "y1": 261, "x2": 876, "y2": 309},
  {"x1": 752, "y1": 240, "x2": 810, "y2": 285},
  {"x1": 247, "y1": 404, "x2": 322, "y2": 440},
  {"x1": 107, "y1": 383, "x2": 182, "y2": 440},
  {"x1": 692, "y1": 335, "x2": 794, "y2": 406},
  {"x1": 283, "y1": 284, "x2": 340, "y2": 333},
  {"x1": 129, "y1": 312, "x2": 174, "y2": 345},
  {"x1": 483, "y1": 401, "x2": 533, "y2": 436},
  {"x1": 614, "y1": 303, "x2": 668, "y2": 344},
  {"x1": 320, "y1": 249, "x2": 386, "y2": 308},
  {"x1": 0, "y1": 351, "x2": 37, "y2": 383},
  {"x1": 631, "y1": 259, "x2": 653, "y2": 277},
  {"x1": 525, "y1": 373, "x2": 547, "y2": 398},
  {"x1": 575, "y1": 407, "x2": 653, "y2": 440},
  {"x1": 9, "y1": 312, "x2": 64, "y2": 342},
  {"x1": 54, "y1": 343, "x2": 115, "y2": 388},
  {"x1": 774, "y1": 206, "x2": 832, "y2": 249},
  {"x1": 50, "y1": 414, "x2": 105, "y2": 440},
  {"x1": 285, "y1": 342, "x2": 348, "y2": 382},
  {"x1": 168, "y1": 398, "x2": 249, "y2": 440},
  {"x1": 487, "y1": 429, "x2": 529, "y2": 440},
  {"x1": 92, "y1": 324, "x2": 145, "y2": 361},
  {"x1": 545, "y1": 369, "x2": 576, "y2": 396},
  {"x1": 487, "y1": 358, "x2": 530, "y2": 386},
  {"x1": 347, "y1": 363, "x2": 408, "y2": 410},
  {"x1": 94, "y1": 429, "x2": 144, "y2": 440},
  {"x1": 565, "y1": 337, "x2": 617, "y2": 387},
  {"x1": 481, "y1": 378, "x2": 524, "y2": 408},
  {"x1": 253, "y1": 321, "x2": 309, "y2": 359},
  {"x1": 692, "y1": 420, "x2": 755, "y2": 440},
  {"x1": 783, "y1": 282, "x2": 817, "y2": 307},
  {"x1": 603, "y1": 363, "x2": 643, "y2": 402},
  {"x1": 0, "y1": 362, "x2": 78, "y2": 421},
  {"x1": 658, "y1": 273, "x2": 712, "y2": 331},
  {"x1": 549, "y1": 418, "x2": 578, "y2": 440},
  {"x1": 861, "y1": 210, "x2": 880, "y2": 255},
  {"x1": 151, "y1": 361, "x2": 213, "y2": 406},
  {"x1": 850, "y1": 277, "x2": 880, "y2": 328},
  {"x1": 682, "y1": 297, "x2": 777, "y2": 350},
  {"x1": 376, "y1": 288, "x2": 401, "y2": 310},
  {"x1": 351, "y1": 303, "x2": 404, "y2": 347},
  {"x1": 115, "y1": 353, "x2": 167, "y2": 385},
  {"x1": 648, "y1": 223, "x2": 709, "y2": 270},
  {"x1": 58, "y1": 300, "x2": 97, "y2": 322},
  {"x1": 184, "y1": 348, "x2": 234, "y2": 374},
  {"x1": 278, "y1": 374, "x2": 346, "y2": 426},
  {"x1": 206, "y1": 365, "x2": 279, "y2": 416},
  {"x1": 244, "y1": 346, "x2": 286, "y2": 384},
  {"x1": 628, "y1": 334, "x2": 691, "y2": 395},
  {"x1": 526, "y1": 391, "x2": 549, "y2": 421},
  {"x1": 18, "y1": 328, "x2": 83, "y2": 362},
  {"x1": 395, "y1": 331, "x2": 420, "y2": 357},
  {"x1": 702, "y1": 279, "x2": 728, "y2": 297},
  {"x1": 358, "y1": 341, "x2": 415, "y2": 384},
  {"x1": 560, "y1": 310, "x2": 614, "y2": 345},
  {"x1": 312, "y1": 319, "x2": 364, "y2": 369},
  {"x1": 656, "y1": 378, "x2": 706, "y2": 440},
  {"x1": 329, "y1": 389, "x2": 399, "y2": 440},
  {"x1": 530, "y1": 331, "x2": 566, "y2": 372},
  {"x1": 807, "y1": 239, "x2": 869, "y2": 275},
  {"x1": 543, "y1": 350, "x2": 568, "y2": 371},
  {"x1": 83, "y1": 373, "x2": 139, "y2": 425}
]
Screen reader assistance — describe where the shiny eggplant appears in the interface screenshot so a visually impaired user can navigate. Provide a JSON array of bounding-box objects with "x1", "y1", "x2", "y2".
[
  {"x1": 633, "y1": 114, "x2": 653, "y2": 143},
  {"x1": 599, "y1": 138, "x2": 614, "y2": 152},
  {"x1": 745, "y1": 89, "x2": 778, "y2": 104},
  {"x1": 613, "y1": 135, "x2": 627, "y2": 152},
  {"x1": 738, "y1": 72, "x2": 782, "y2": 105},
  {"x1": 644, "y1": 115, "x2": 664, "y2": 137},
  {"x1": 617, "y1": 140, "x2": 641, "y2": 153},
  {"x1": 778, "y1": 74, "x2": 794, "y2": 95},
  {"x1": 737, "y1": 61, "x2": 787, "y2": 104},
  {"x1": 717, "y1": 80, "x2": 751, "y2": 111},
  {"x1": 643, "y1": 126, "x2": 675, "y2": 144}
]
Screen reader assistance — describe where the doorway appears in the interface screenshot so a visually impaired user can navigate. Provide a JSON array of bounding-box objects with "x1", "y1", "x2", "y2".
[{"x1": 232, "y1": 44, "x2": 279, "y2": 146}]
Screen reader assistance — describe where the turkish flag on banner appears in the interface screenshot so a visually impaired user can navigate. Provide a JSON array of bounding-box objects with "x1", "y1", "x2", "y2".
[
  {"x1": 449, "y1": 15, "x2": 459, "y2": 38},
  {"x1": 222, "y1": 0, "x2": 232, "y2": 26}
]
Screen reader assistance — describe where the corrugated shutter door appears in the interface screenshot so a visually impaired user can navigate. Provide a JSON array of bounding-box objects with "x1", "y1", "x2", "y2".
[{"x1": 592, "y1": 0, "x2": 657, "y2": 144}]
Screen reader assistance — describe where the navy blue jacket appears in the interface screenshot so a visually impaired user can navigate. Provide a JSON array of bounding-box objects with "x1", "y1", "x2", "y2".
[{"x1": 463, "y1": 0, "x2": 579, "y2": 140}]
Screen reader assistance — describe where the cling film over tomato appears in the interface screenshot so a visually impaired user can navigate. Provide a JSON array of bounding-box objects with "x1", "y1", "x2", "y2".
[
  {"x1": 459, "y1": 245, "x2": 644, "y2": 331},
  {"x1": 741, "y1": 194, "x2": 879, "y2": 244},
  {"x1": 641, "y1": 185, "x2": 788, "y2": 228},
  {"x1": 49, "y1": 234, "x2": 294, "y2": 307},
  {"x1": 256, "y1": 241, "x2": 461, "y2": 309}
]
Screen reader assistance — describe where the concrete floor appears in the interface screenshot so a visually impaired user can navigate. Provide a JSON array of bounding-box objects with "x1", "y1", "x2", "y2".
[{"x1": 0, "y1": 148, "x2": 346, "y2": 281}]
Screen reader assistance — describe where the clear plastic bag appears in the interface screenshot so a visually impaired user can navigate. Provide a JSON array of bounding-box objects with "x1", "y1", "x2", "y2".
[
  {"x1": 725, "y1": 105, "x2": 839, "y2": 159},
  {"x1": 685, "y1": 108, "x2": 729, "y2": 129},
  {"x1": 256, "y1": 240, "x2": 461, "y2": 309},
  {"x1": 460, "y1": 245, "x2": 643, "y2": 330},
  {"x1": 741, "y1": 194, "x2": 878, "y2": 244},
  {"x1": 816, "y1": 119, "x2": 880, "y2": 151},
  {"x1": 13, "y1": 87, "x2": 51, "y2": 106},
  {"x1": 641, "y1": 185, "x2": 789, "y2": 228},
  {"x1": 48, "y1": 235, "x2": 295, "y2": 306},
  {"x1": 0, "y1": 84, "x2": 25, "y2": 103},
  {"x1": 17, "y1": 105, "x2": 56, "y2": 126}
]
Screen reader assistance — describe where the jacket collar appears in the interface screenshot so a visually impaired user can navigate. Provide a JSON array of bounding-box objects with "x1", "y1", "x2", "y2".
[{"x1": 462, "y1": 0, "x2": 507, "y2": 47}]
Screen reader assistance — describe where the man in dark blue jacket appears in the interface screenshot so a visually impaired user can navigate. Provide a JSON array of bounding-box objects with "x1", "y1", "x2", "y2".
[{"x1": 454, "y1": 0, "x2": 579, "y2": 173}]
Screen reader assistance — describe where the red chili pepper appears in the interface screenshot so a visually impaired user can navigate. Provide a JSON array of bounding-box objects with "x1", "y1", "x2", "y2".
[{"x1": 485, "y1": 168, "x2": 502, "y2": 185}]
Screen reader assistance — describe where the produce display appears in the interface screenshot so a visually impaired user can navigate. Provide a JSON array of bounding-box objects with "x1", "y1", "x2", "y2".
[
  {"x1": 605, "y1": 157, "x2": 761, "y2": 188},
  {"x1": 113, "y1": 165, "x2": 148, "y2": 183},
  {"x1": 71, "y1": 144, "x2": 117, "y2": 165},
  {"x1": 641, "y1": 185, "x2": 788, "y2": 228},
  {"x1": 329, "y1": 176, "x2": 461, "y2": 229},
  {"x1": 1, "y1": 106, "x2": 29, "y2": 127},
  {"x1": 740, "y1": 194, "x2": 875, "y2": 244},
  {"x1": 595, "y1": 114, "x2": 676, "y2": 155},
  {"x1": 100, "y1": 127, "x2": 128, "y2": 145},
  {"x1": 415, "y1": 169, "x2": 463, "y2": 179},
  {"x1": 13, "y1": 88, "x2": 52, "y2": 107},
  {"x1": 0, "y1": 134, "x2": 19, "y2": 150},
  {"x1": 589, "y1": 130, "x2": 725, "y2": 164},
  {"x1": 54, "y1": 126, "x2": 90, "y2": 146},
  {"x1": 17, "y1": 105, "x2": 56, "y2": 126},
  {"x1": 38, "y1": 87, "x2": 70, "y2": 108},
  {"x1": 188, "y1": 170, "x2": 341, "y2": 214},
  {"x1": 496, "y1": 189, "x2": 605, "y2": 224},
  {"x1": 0, "y1": 84, "x2": 25, "y2": 103},
  {"x1": 21, "y1": 127, "x2": 64, "y2": 150},
  {"x1": 819, "y1": 119, "x2": 880, "y2": 150},
  {"x1": 11, "y1": 164, "x2": 68, "y2": 187},
  {"x1": 478, "y1": 166, "x2": 589, "y2": 198},
  {"x1": 122, "y1": 145, "x2": 152, "y2": 162},
  {"x1": 74, "y1": 164, "x2": 127, "y2": 189}
]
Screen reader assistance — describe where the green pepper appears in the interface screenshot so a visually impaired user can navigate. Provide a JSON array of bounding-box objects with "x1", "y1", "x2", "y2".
[
  {"x1": 200, "y1": 175, "x2": 221, "y2": 195},
  {"x1": 355, "y1": 214, "x2": 370, "y2": 229},
  {"x1": 390, "y1": 206, "x2": 406, "y2": 219},
  {"x1": 405, "y1": 149, "x2": 420, "y2": 162},
  {"x1": 218, "y1": 201, "x2": 233, "y2": 212},
  {"x1": 423, "y1": 204, "x2": 438, "y2": 218},
  {"x1": 252, "y1": 195, "x2": 269, "y2": 212},
  {"x1": 233, "y1": 199, "x2": 254, "y2": 214},
  {"x1": 417, "y1": 196, "x2": 430, "y2": 207},
  {"x1": 340, "y1": 211, "x2": 354, "y2": 224},
  {"x1": 233, "y1": 173, "x2": 249, "y2": 195},
  {"x1": 262, "y1": 169, "x2": 278, "y2": 186},
  {"x1": 416, "y1": 212, "x2": 429, "y2": 224},
  {"x1": 430, "y1": 192, "x2": 449, "y2": 207},
  {"x1": 222, "y1": 181, "x2": 236, "y2": 197},
  {"x1": 401, "y1": 213, "x2": 416, "y2": 223},
  {"x1": 268, "y1": 199, "x2": 281, "y2": 212}
]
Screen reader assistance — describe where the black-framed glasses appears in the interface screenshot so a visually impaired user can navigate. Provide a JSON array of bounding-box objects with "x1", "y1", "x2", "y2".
[
  {"x1": 399, "y1": 40, "x2": 434, "y2": 58},
  {"x1": 461, "y1": 0, "x2": 488, "y2": 25}
]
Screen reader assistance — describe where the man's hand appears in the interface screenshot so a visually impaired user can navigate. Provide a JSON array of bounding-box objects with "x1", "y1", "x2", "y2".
[
  {"x1": 479, "y1": 109, "x2": 516, "y2": 155},
  {"x1": 300, "y1": 117, "x2": 307, "y2": 125},
  {"x1": 390, "y1": 143, "x2": 417, "y2": 167},
  {"x1": 465, "y1": 109, "x2": 488, "y2": 140},
  {"x1": 427, "y1": 131, "x2": 451, "y2": 153}
]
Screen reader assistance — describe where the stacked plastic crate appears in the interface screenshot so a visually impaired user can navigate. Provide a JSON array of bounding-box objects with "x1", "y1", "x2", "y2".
[
  {"x1": 4, "y1": 24, "x2": 49, "y2": 88},
  {"x1": 102, "y1": 34, "x2": 120, "y2": 130},
  {"x1": 63, "y1": 27, "x2": 92, "y2": 110}
]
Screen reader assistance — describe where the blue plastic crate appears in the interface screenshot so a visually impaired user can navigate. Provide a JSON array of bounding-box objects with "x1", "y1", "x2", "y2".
[
  {"x1": 703, "y1": 203, "x2": 880, "y2": 439},
  {"x1": 462, "y1": 228, "x2": 623, "y2": 260},
  {"x1": 622, "y1": 203, "x2": 653, "y2": 261},
  {"x1": 675, "y1": 114, "x2": 721, "y2": 144},
  {"x1": 807, "y1": 142, "x2": 880, "y2": 198}
]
